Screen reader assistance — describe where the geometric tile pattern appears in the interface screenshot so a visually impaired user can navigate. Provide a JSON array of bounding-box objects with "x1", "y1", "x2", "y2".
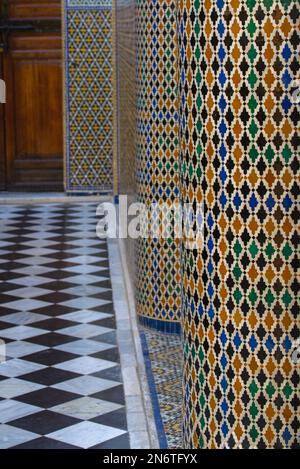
[
  {"x1": 141, "y1": 328, "x2": 183, "y2": 448},
  {"x1": 115, "y1": 0, "x2": 137, "y2": 284},
  {"x1": 178, "y1": 0, "x2": 299, "y2": 448},
  {"x1": 63, "y1": 2, "x2": 113, "y2": 193},
  {"x1": 116, "y1": 0, "x2": 136, "y2": 197},
  {"x1": 0, "y1": 203, "x2": 129, "y2": 448},
  {"x1": 135, "y1": 0, "x2": 182, "y2": 332}
]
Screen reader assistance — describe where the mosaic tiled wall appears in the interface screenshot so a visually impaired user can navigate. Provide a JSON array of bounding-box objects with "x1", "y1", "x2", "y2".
[
  {"x1": 115, "y1": 0, "x2": 136, "y2": 280},
  {"x1": 178, "y1": 0, "x2": 299, "y2": 448},
  {"x1": 135, "y1": 0, "x2": 182, "y2": 333},
  {"x1": 63, "y1": 0, "x2": 113, "y2": 193}
]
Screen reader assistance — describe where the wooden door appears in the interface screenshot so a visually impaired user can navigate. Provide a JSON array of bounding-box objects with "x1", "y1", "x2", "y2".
[{"x1": 0, "y1": 0, "x2": 63, "y2": 191}]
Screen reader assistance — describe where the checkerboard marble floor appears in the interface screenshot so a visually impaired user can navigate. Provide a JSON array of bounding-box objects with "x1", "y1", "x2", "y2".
[{"x1": 0, "y1": 203, "x2": 129, "y2": 448}]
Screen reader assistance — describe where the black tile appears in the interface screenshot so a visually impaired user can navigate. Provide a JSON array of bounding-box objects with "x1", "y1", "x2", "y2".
[
  {"x1": 91, "y1": 291, "x2": 113, "y2": 301},
  {"x1": 91, "y1": 317, "x2": 116, "y2": 329},
  {"x1": 23, "y1": 349, "x2": 78, "y2": 366},
  {"x1": 92, "y1": 365, "x2": 122, "y2": 382},
  {"x1": 35, "y1": 291, "x2": 77, "y2": 304},
  {"x1": 92, "y1": 331, "x2": 117, "y2": 345},
  {"x1": 42, "y1": 271, "x2": 76, "y2": 281},
  {"x1": 0, "y1": 282, "x2": 19, "y2": 293},
  {"x1": 31, "y1": 318, "x2": 77, "y2": 331},
  {"x1": 91, "y1": 433, "x2": 130, "y2": 449},
  {"x1": 0, "y1": 262, "x2": 26, "y2": 270},
  {"x1": 27, "y1": 332, "x2": 78, "y2": 347},
  {"x1": 92, "y1": 385, "x2": 125, "y2": 405},
  {"x1": 88, "y1": 280, "x2": 112, "y2": 289},
  {"x1": 9, "y1": 410, "x2": 80, "y2": 435},
  {"x1": 19, "y1": 367, "x2": 80, "y2": 386},
  {"x1": 94, "y1": 303, "x2": 114, "y2": 314},
  {"x1": 0, "y1": 294, "x2": 22, "y2": 304},
  {"x1": 33, "y1": 305, "x2": 77, "y2": 317},
  {"x1": 0, "y1": 320, "x2": 14, "y2": 329},
  {"x1": 91, "y1": 348, "x2": 120, "y2": 363},
  {"x1": 15, "y1": 387, "x2": 80, "y2": 408},
  {"x1": 0, "y1": 272, "x2": 23, "y2": 282},
  {"x1": 91, "y1": 408, "x2": 127, "y2": 430},
  {"x1": 12, "y1": 437, "x2": 80, "y2": 449},
  {"x1": 93, "y1": 260, "x2": 109, "y2": 268},
  {"x1": 37, "y1": 281, "x2": 77, "y2": 292}
]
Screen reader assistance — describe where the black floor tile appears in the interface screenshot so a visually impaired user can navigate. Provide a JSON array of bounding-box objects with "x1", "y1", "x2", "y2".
[
  {"x1": 19, "y1": 367, "x2": 80, "y2": 386},
  {"x1": 27, "y1": 332, "x2": 78, "y2": 347},
  {"x1": 91, "y1": 408, "x2": 127, "y2": 430},
  {"x1": 92, "y1": 331, "x2": 117, "y2": 345},
  {"x1": 91, "y1": 348, "x2": 120, "y2": 363},
  {"x1": 31, "y1": 318, "x2": 77, "y2": 331},
  {"x1": 23, "y1": 349, "x2": 78, "y2": 366},
  {"x1": 33, "y1": 305, "x2": 77, "y2": 317},
  {"x1": 15, "y1": 387, "x2": 80, "y2": 408},
  {"x1": 92, "y1": 385, "x2": 125, "y2": 405},
  {"x1": 91, "y1": 433, "x2": 130, "y2": 449},
  {"x1": 9, "y1": 410, "x2": 81, "y2": 435},
  {"x1": 13, "y1": 437, "x2": 80, "y2": 449},
  {"x1": 92, "y1": 365, "x2": 122, "y2": 382}
]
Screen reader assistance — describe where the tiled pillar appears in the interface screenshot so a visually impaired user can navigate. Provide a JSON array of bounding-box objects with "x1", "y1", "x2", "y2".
[
  {"x1": 178, "y1": 0, "x2": 299, "y2": 448},
  {"x1": 63, "y1": 0, "x2": 114, "y2": 193},
  {"x1": 136, "y1": 0, "x2": 181, "y2": 333}
]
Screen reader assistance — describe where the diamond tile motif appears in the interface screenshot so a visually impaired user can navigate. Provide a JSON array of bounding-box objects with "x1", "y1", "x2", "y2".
[
  {"x1": 48, "y1": 421, "x2": 126, "y2": 449},
  {"x1": 51, "y1": 396, "x2": 122, "y2": 420},
  {"x1": 0, "y1": 424, "x2": 38, "y2": 449},
  {"x1": 0, "y1": 203, "x2": 129, "y2": 448}
]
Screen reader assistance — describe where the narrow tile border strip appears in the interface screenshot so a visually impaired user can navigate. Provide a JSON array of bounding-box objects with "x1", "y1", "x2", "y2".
[
  {"x1": 139, "y1": 331, "x2": 168, "y2": 449},
  {"x1": 0, "y1": 194, "x2": 111, "y2": 205},
  {"x1": 138, "y1": 316, "x2": 181, "y2": 335},
  {"x1": 108, "y1": 237, "x2": 159, "y2": 449}
]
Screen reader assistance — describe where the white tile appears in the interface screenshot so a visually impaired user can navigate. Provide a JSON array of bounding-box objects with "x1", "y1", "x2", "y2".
[
  {"x1": 9, "y1": 276, "x2": 53, "y2": 287},
  {"x1": 51, "y1": 397, "x2": 122, "y2": 420},
  {"x1": 58, "y1": 310, "x2": 112, "y2": 323},
  {"x1": 48, "y1": 421, "x2": 126, "y2": 449},
  {"x1": 62, "y1": 286, "x2": 109, "y2": 297},
  {"x1": 52, "y1": 375, "x2": 120, "y2": 395},
  {"x1": 0, "y1": 326, "x2": 47, "y2": 340},
  {"x1": 23, "y1": 232, "x2": 58, "y2": 240},
  {"x1": 63, "y1": 274, "x2": 109, "y2": 285},
  {"x1": 0, "y1": 358, "x2": 46, "y2": 378},
  {"x1": 1, "y1": 299, "x2": 51, "y2": 312},
  {"x1": 0, "y1": 424, "x2": 38, "y2": 449},
  {"x1": 18, "y1": 248, "x2": 56, "y2": 256},
  {"x1": 66, "y1": 239, "x2": 101, "y2": 247},
  {"x1": 54, "y1": 356, "x2": 116, "y2": 375},
  {"x1": 67, "y1": 255, "x2": 103, "y2": 265},
  {"x1": 22, "y1": 239, "x2": 58, "y2": 248},
  {"x1": 17, "y1": 257, "x2": 55, "y2": 266},
  {"x1": 5, "y1": 340, "x2": 47, "y2": 358},
  {"x1": 0, "y1": 399, "x2": 41, "y2": 423},
  {"x1": 65, "y1": 247, "x2": 102, "y2": 255},
  {"x1": 60, "y1": 297, "x2": 111, "y2": 310},
  {"x1": 0, "y1": 378, "x2": 44, "y2": 399},
  {"x1": 58, "y1": 324, "x2": 112, "y2": 339},
  {"x1": 54, "y1": 339, "x2": 114, "y2": 355},
  {"x1": 7, "y1": 287, "x2": 51, "y2": 299},
  {"x1": 62, "y1": 265, "x2": 105, "y2": 275},
  {"x1": 12, "y1": 266, "x2": 55, "y2": 276}
]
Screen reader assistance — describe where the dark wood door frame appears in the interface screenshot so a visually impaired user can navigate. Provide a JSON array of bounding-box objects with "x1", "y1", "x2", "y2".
[{"x1": 0, "y1": 0, "x2": 63, "y2": 192}]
